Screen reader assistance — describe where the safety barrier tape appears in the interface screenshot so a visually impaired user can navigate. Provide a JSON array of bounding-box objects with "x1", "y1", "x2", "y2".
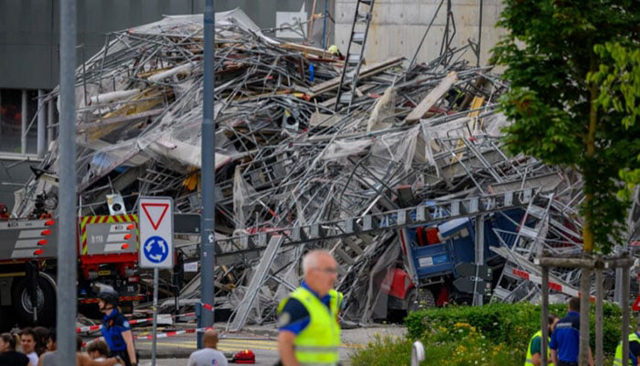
[
  {"x1": 76, "y1": 312, "x2": 197, "y2": 333},
  {"x1": 134, "y1": 326, "x2": 214, "y2": 340},
  {"x1": 82, "y1": 326, "x2": 215, "y2": 347},
  {"x1": 78, "y1": 303, "x2": 213, "y2": 334},
  {"x1": 79, "y1": 295, "x2": 145, "y2": 304}
]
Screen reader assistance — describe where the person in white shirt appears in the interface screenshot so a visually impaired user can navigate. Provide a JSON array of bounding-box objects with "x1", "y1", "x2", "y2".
[
  {"x1": 187, "y1": 330, "x2": 228, "y2": 366},
  {"x1": 20, "y1": 327, "x2": 39, "y2": 366}
]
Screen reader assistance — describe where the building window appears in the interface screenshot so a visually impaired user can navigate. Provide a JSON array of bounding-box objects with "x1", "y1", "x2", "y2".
[{"x1": 0, "y1": 88, "x2": 48, "y2": 155}]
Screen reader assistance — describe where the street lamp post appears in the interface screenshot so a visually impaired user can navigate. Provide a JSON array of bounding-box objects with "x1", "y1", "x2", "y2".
[
  {"x1": 58, "y1": 0, "x2": 78, "y2": 365},
  {"x1": 198, "y1": 0, "x2": 216, "y2": 349}
]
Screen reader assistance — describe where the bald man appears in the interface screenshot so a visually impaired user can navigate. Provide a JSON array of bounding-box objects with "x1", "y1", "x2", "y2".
[
  {"x1": 187, "y1": 330, "x2": 227, "y2": 366},
  {"x1": 277, "y1": 250, "x2": 343, "y2": 366}
]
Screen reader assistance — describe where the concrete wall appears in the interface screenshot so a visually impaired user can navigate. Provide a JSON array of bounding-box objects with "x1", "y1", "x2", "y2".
[{"x1": 335, "y1": 0, "x2": 505, "y2": 66}]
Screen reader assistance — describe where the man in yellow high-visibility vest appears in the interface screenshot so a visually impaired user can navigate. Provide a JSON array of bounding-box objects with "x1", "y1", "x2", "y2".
[
  {"x1": 613, "y1": 319, "x2": 640, "y2": 365},
  {"x1": 525, "y1": 314, "x2": 559, "y2": 365},
  {"x1": 277, "y1": 250, "x2": 343, "y2": 366}
]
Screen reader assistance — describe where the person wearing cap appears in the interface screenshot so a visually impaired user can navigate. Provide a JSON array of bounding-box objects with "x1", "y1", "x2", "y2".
[
  {"x1": 98, "y1": 290, "x2": 137, "y2": 366},
  {"x1": 277, "y1": 250, "x2": 343, "y2": 366},
  {"x1": 326, "y1": 45, "x2": 344, "y2": 61},
  {"x1": 613, "y1": 319, "x2": 640, "y2": 365}
]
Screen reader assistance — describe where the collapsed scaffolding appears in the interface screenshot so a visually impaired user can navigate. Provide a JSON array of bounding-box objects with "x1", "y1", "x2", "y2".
[{"x1": 13, "y1": 8, "x2": 640, "y2": 331}]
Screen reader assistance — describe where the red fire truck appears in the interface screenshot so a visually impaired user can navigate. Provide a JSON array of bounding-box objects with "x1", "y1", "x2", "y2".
[{"x1": 0, "y1": 214, "x2": 144, "y2": 331}]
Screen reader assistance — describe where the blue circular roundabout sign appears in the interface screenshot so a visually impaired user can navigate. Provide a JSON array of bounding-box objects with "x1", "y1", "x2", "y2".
[{"x1": 143, "y1": 236, "x2": 169, "y2": 263}]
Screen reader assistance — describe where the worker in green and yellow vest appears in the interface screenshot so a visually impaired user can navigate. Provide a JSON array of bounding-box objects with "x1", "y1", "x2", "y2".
[
  {"x1": 277, "y1": 250, "x2": 343, "y2": 366},
  {"x1": 525, "y1": 314, "x2": 559, "y2": 365},
  {"x1": 613, "y1": 322, "x2": 640, "y2": 366}
]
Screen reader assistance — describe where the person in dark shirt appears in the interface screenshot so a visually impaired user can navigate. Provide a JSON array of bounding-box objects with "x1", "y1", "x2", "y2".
[
  {"x1": 633, "y1": 337, "x2": 640, "y2": 366},
  {"x1": 550, "y1": 297, "x2": 594, "y2": 366},
  {"x1": 98, "y1": 290, "x2": 137, "y2": 366},
  {"x1": 0, "y1": 332, "x2": 31, "y2": 366}
]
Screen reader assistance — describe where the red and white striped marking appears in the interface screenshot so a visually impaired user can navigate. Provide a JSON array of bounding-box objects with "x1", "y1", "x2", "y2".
[
  {"x1": 82, "y1": 326, "x2": 215, "y2": 347},
  {"x1": 79, "y1": 295, "x2": 145, "y2": 305},
  {"x1": 76, "y1": 312, "x2": 196, "y2": 333},
  {"x1": 76, "y1": 325, "x2": 103, "y2": 333},
  {"x1": 134, "y1": 327, "x2": 214, "y2": 340},
  {"x1": 511, "y1": 268, "x2": 594, "y2": 300}
]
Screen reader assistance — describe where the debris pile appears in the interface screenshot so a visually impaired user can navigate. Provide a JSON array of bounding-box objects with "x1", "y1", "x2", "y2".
[{"x1": 16, "y1": 9, "x2": 640, "y2": 330}]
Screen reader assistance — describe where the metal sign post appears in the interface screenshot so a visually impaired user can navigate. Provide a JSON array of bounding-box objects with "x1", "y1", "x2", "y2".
[
  {"x1": 138, "y1": 197, "x2": 174, "y2": 365},
  {"x1": 152, "y1": 266, "x2": 159, "y2": 365},
  {"x1": 199, "y1": 0, "x2": 216, "y2": 349}
]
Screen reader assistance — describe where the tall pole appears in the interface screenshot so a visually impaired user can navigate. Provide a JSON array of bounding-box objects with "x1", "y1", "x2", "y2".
[
  {"x1": 21, "y1": 90, "x2": 27, "y2": 154},
  {"x1": 198, "y1": 0, "x2": 216, "y2": 349},
  {"x1": 473, "y1": 215, "x2": 484, "y2": 306},
  {"x1": 321, "y1": 0, "x2": 329, "y2": 49},
  {"x1": 58, "y1": 0, "x2": 78, "y2": 365},
  {"x1": 541, "y1": 265, "x2": 549, "y2": 366},
  {"x1": 578, "y1": 268, "x2": 591, "y2": 366},
  {"x1": 477, "y1": 0, "x2": 483, "y2": 67},
  {"x1": 47, "y1": 99, "x2": 55, "y2": 145},
  {"x1": 622, "y1": 262, "x2": 631, "y2": 366},
  {"x1": 595, "y1": 266, "x2": 604, "y2": 366},
  {"x1": 151, "y1": 267, "x2": 160, "y2": 365},
  {"x1": 37, "y1": 89, "x2": 46, "y2": 157}
]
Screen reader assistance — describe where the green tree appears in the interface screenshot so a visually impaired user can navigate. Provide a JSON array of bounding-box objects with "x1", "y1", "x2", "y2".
[
  {"x1": 589, "y1": 42, "x2": 640, "y2": 197},
  {"x1": 492, "y1": 0, "x2": 640, "y2": 254}
]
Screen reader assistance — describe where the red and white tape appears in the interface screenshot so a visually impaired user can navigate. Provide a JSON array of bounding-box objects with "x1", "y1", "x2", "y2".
[
  {"x1": 78, "y1": 304, "x2": 213, "y2": 334},
  {"x1": 77, "y1": 312, "x2": 197, "y2": 333},
  {"x1": 134, "y1": 326, "x2": 214, "y2": 340},
  {"x1": 82, "y1": 326, "x2": 215, "y2": 347},
  {"x1": 76, "y1": 324, "x2": 103, "y2": 333}
]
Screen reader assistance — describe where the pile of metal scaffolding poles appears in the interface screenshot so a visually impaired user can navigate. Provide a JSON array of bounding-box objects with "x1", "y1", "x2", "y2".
[{"x1": 13, "y1": 9, "x2": 640, "y2": 332}]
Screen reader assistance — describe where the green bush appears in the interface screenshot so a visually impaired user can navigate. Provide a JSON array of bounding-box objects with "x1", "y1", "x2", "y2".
[
  {"x1": 350, "y1": 335, "x2": 413, "y2": 366},
  {"x1": 351, "y1": 323, "x2": 520, "y2": 366},
  {"x1": 351, "y1": 302, "x2": 626, "y2": 365}
]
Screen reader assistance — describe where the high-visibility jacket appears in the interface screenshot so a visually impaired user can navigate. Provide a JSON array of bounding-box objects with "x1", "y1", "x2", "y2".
[
  {"x1": 278, "y1": 287, "x2": 342, "y2": 366},
  {"x1": 613, "y1": 332, "x2": 640, "y2": 366},
  {"x1": 525, "y1": 330, "x2": 551, "y2": 365}
]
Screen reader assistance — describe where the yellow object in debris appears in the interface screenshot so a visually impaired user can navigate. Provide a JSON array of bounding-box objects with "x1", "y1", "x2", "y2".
[
  {"x1": 327, "y1": 45, "x2": 340, "y2": 55},
  {"x1": 182, "y1": 170, "x2": 200, "y2": 191}
]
